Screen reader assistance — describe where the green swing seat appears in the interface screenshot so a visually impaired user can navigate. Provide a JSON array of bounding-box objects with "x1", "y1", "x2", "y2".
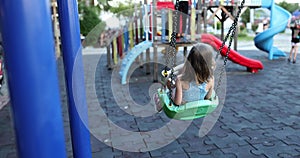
[{"x1": 157, "y1": 88, "x2": 219, "y2": 120}]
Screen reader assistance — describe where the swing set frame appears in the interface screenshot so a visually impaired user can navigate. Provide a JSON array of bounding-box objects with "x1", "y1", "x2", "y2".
[{"x1": 157, "y1": 0, "x2": 246, "y2": 120}]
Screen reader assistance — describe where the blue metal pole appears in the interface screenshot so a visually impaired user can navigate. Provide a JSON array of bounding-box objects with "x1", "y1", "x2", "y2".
[
  {"x1": 124, "y1": 25, "x2": 129, "y2": 52},
  {"x1": 0, "y1": 1, "x2": 66, "y2": 158},
  {"x1": 56, "y1": 0, "x2": 92, "y2": 158}
]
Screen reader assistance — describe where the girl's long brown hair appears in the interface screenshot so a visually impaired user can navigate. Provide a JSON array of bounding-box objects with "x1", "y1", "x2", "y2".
[{"x1": 181, "y1": 43, "x2": 214, "y2": 84}]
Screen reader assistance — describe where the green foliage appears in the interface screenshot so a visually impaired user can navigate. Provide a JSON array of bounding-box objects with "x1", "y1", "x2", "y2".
[
  {"x1": 241, "y1": 8, "x2": 250, "y2": 24},
  {"x1": 240, "y1": 24, "x2": 246, "y2": 31},
  {"x1": 215, "y1": 21, "x2": 221, "y2": 30},
  {"x1": 78, "y1": 2, "x2": 105, "y2": 36},
  {"x1": 238, "y1": 30, "x2": 253, "y2": 41},
  {"x1": 97, "y1": 0, "x2": 113, "y2": 11},
  {"x1": 96, "y1": 0, "x2": 136, "y2": 15},
  {"x1": 254, "y1": 9, "x2": 268, "y2": 19},
  {"x1": 238, "y1": 34, "x2": 254, "y2": 41},
  {"x1": 109, "y1": 1, "x2": 137, "y2": 18},
  {"x1": 252, "y1": 23, "x2": 258, "y2": 32},
  {"x1": 276, "y1": 1, "x2": 300, "y2": 14},
  {"x1": 238, "y1": 32, "x2": 247, "y2": 38},
  {"x1": 78, "y1": 2, "x2": 106, "y2": 46}
]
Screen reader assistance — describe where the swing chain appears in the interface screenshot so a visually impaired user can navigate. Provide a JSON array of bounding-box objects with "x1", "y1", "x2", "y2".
[
  {"x1": 164, "y1": 0, "x2": 180, "y2": 105},
  {"x1": 166, "y1": 0, "x2": 180, "y2": 70},
  {"x1": 215, "y1": 0, "x2": 245, "y2": 94},
  {"x1": 223, "y1": 0, "x2": 245, "y2": 66}
]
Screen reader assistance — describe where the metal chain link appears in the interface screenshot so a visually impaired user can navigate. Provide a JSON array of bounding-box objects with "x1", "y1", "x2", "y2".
[
  {"x1": 166, "y1": 0, "x2": 180, "y2": 69},
  {"x1": 165, "y1": 0, "x2": 180, "y2": 105},
  {"x1": 215, "y1": 0, "x2": 245, "y2": 94}
]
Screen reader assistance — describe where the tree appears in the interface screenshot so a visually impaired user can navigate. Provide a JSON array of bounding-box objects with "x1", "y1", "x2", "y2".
[
  {"x1": 79, "y1": 2, "x2": 103, "y2": 36},
  {"x1": 276, "y1": 1, "x2": 300, "y2": 14},
  {"x1": 96, "y1": 0, "x2": 113, "y2": 11},
  {"x1": 78, "y1": 0, "x2": 111, "y2": 10},
  {"x1": 78, "y1": 0, "x2": 139, "y2": 46},
  {"x1": 241, "y1": 8, "x2": 250, "y2": 24},
  {"x1": 109, "y1": 1, "x2": 136, "y2": 18},
  {"x1": 78, "y1": 2, "x2": 106, "y2": 46}
]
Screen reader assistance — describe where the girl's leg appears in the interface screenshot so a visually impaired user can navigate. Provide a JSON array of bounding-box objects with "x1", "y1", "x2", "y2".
[
  {"x1": 293, "y1": 45, "x2": 298, "y2": 63},
  {"x1": 289, "y1": 43, "x2": 295, "y2": 62}
]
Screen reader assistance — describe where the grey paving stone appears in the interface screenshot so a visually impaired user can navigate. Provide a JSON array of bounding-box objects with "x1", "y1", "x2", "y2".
[
  {"x1": 0, "y1": 145, "x2": 16, "y2": 158},
  {"x1": 91, "y1": 147, "x2": 119, "y2": 158},
  {"x1": 114, "y1": 152, "x2": 151, "y2": 158},
  {"x1": 6, "y1": 152, "x2": 18, "y2": 158},
  {"x1": 180, "y1": 138, "x2": 217, "y2": 155},
  {"x1": 147, "y1": 140, "x2": 186, "y2": 157},
  {"x1": 251, "y1": 140, "x2": 300, "y2": 158},
  {"x1": 272, "y1": 114, "x2": 300, "y2": 126},
  {"x1": 159, "y1": 152, "x2": 189, "y2": 158},
  {"x1": 221, "y1": 118, "x2": 261, "y2": 132},
  {"x1": 2, "y1": 34, "x2": 300, "y2": 157},
  {"x1": 207, "y1": 148, "x2": 236, "y2": 158},
  {"x1": 206, "y1": 132, "x2": 249, "y2": 149},
  {"x1": 237, "y1": 128, "x2": 279, "y2": 145},
  {"x1": 221, "y1": 143, "x2": 265, "y2": 158}
]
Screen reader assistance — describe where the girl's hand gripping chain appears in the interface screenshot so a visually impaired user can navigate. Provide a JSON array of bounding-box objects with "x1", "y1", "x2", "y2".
[{"x1": 161, "y1": 67, "x2": 176, "y2": 90}]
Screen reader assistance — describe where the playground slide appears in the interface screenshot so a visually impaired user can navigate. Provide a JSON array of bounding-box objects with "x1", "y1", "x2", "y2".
[
  {"x1": 254, "y1": 0, "x2": 291, "y2": 60},
  {"x1": 201, "y1": 34, "x2": 263, "y2": 73},
  {"x1": 119, "y1": 41, "x2": 153, "y2": 84}
]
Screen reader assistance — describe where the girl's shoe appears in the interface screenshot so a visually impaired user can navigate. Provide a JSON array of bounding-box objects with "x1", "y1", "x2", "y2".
[
  {"x1": 288, "y1": 58, "x2": 291, "y2": 62},
  {"x1": 293, "y1": 59, "x2": 296, "y2": 64}
]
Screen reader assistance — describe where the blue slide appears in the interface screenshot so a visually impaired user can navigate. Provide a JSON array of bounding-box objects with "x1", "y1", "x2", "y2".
[
  {"x1": 254, "y1": 0, "x2": 291, "y2": 60},
  {"x1": 119, "y1": 41, "x2": 152, "y2": 84}
]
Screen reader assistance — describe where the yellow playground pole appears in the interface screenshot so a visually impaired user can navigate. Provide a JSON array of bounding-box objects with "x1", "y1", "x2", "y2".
[
  {"x1": 168, "y1": 9, "x2": 173, "y2": 42},
  {"x1": 113, "y1": 37, "x2": 118, "y2": 64},
  {"x1": 129, "y1": 22, "x2": 134, "y2": 49},
  {"x1": 220, "y1": 0, "x2": 224, "y2": 5}
]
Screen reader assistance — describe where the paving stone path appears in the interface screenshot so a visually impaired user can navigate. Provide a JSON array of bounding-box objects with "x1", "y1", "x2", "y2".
[{"x1": 1, "y1": 33, "x2": 300, "y2": 158}]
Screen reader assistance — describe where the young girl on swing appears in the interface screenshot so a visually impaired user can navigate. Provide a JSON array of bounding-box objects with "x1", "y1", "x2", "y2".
[{"x1": 155, "y1": 43, "x2": 216, "y2": 111}]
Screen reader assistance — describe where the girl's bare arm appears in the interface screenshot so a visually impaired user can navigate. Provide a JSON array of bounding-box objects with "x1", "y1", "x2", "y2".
[
  {"x1": 174, "y1": 79, "x2": 183, "y2": 105},
  {"x1": 205, "y1": 77, "x2": 214, "y2": 100}
]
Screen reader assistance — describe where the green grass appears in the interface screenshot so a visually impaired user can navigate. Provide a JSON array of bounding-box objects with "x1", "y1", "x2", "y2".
[
  {"x1": 207, "y1": 31, "x2": 255, "y2": 42},
  {"x1": 238, "y1": 35, "x2": 254, "y2": 41},
  {"x1": 237, "y1": 30, "x2": 254, "y2": 41}
]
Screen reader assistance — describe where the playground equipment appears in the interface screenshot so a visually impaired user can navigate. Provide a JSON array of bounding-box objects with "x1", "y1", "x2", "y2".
[
  {"x1": 254, "y1": 0, "x2": 291, "y2": 60},
  {"x1": 0, "y1": 0, "x2": 91, "y2": 157},
  {"x1": 206, "y1": 0, "x2": 262, "y2": 49},
  {"x1": 158, "y1": 88, "x2": 219, "y2": 120},
  {"x1": 0, "y1": 0, "x2": 271, "y2": 156},
  {"x1": 156, "y1": 0, "x2": 248, "y2": 120},
  {"x1": 201, "y1": 34, "x2": 263, "y2": 73},
  {"x1": 103, "y1": 0, "x2": 264, "y2": 85},
  {"x1": 120, "y1": 41, "x2": 153, "y2": 84}
]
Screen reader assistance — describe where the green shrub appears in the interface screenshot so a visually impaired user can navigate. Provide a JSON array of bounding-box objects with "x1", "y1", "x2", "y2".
[
  {"x1": 240, "y1": 25, "x2": 246, "y2": 32},
  {"x1": 252, "y1": 24, "x2": 258, "y2": 32},
  {"x1": 238, "y1": 32, "x2": 247, "y2": 38},
  {"x1": 78, "y1": 3, "x2": 106, "y2": 46},
  {"x1": 79, "y1": 3, "x2": 104, "y2": 36},
  {"x1": 213, "y1": 21, "x2": 221, "y2": 30}
]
